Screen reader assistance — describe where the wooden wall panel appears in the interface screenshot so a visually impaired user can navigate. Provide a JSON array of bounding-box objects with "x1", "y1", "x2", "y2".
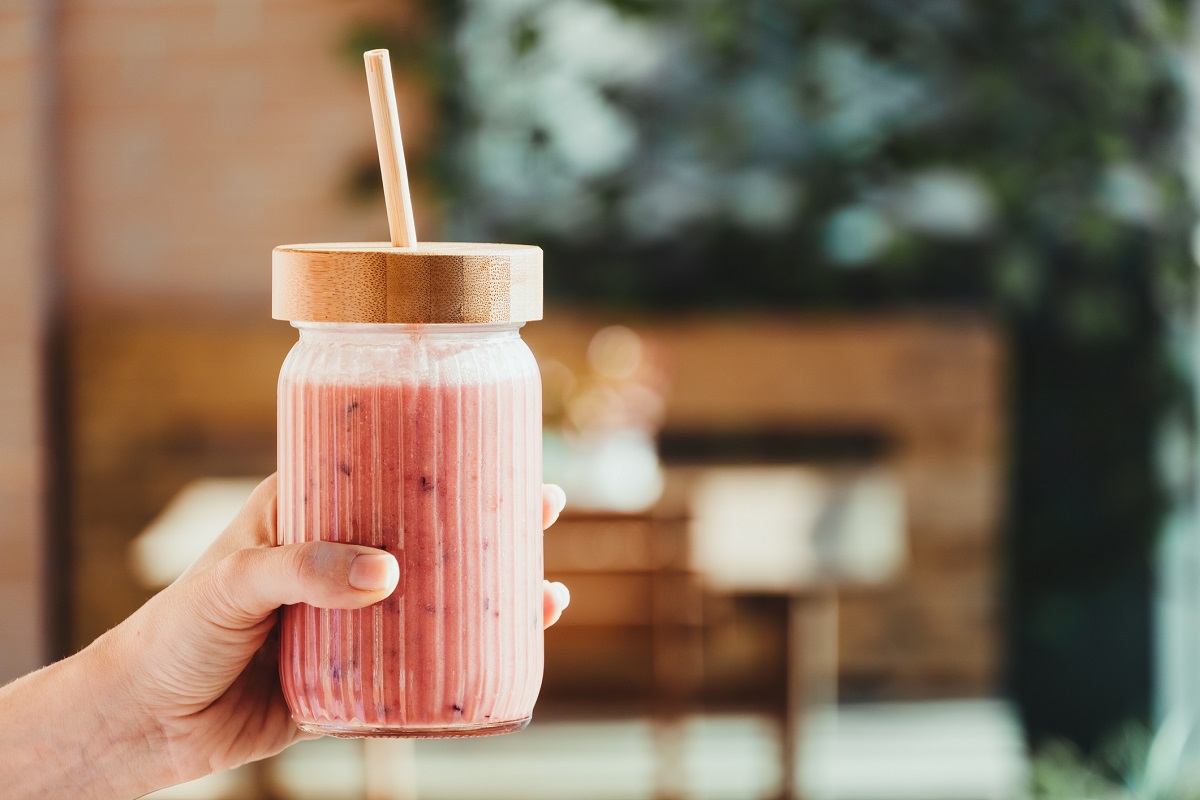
[{"x1": 69, "y1": 311, "x2": 1006, "y2": 699}]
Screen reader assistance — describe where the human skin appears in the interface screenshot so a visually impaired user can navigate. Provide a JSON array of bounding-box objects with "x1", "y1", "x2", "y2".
[{"x1": 0, "y1": 475, "x2": 569, "y2": 799}]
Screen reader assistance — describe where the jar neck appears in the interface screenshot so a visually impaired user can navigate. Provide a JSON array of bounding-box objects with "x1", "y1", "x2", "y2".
[{"x1": 293, "y1": 321, "x2": 524, "y2": 344}]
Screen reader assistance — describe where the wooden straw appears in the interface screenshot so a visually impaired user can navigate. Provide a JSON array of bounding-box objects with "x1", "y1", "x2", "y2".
[{"x1": 364, "y1": 49, "x2": 418, "y2": 248}]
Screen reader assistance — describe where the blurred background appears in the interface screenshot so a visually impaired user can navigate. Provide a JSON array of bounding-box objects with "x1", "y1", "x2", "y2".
[{"x1": 4, "y1": 0, "x2": 1200, "y2": 797}]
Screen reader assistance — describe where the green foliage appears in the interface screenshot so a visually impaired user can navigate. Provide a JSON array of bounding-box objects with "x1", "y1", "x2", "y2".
[
  {"x1": 375, "y1": 0, "x2": 1191, "y2": 339},
  {"x1": 352, "y1": 0, "x2": 1197, "y2": 746},
  {"x1": 1029, "y1": 717, "x2": 1200, "y2": 799}
]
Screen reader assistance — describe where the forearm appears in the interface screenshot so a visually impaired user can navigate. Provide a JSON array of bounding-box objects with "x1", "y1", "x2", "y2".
[{"x1": 0, "y1": 633, "x2": 172, "y2": 799}]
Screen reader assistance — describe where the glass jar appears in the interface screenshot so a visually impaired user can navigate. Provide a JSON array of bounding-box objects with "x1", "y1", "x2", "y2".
[
  {"x1": 276, "y1": 321, "x2": 544, "y2": 737},
  {"x1": 271, "y1": 240, "x2": 544, "y2": 737}
]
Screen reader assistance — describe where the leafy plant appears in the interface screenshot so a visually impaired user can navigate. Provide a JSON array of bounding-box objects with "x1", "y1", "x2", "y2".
[
  {"x1": 349, "y1": 0, "x2": 1197, "y2": 746},
  {"x1": 1030, "y1": 716, "x2": 1200, "y2": 799}
]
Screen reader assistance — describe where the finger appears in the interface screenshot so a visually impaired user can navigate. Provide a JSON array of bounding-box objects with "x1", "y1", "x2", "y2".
[
  {"x1": 542, "y1": 484, "x2": 566, "y2": 530},
  {"x1": 542, "y1": 580, "x2": 570, "y2": 629},
  {"x1": 201, "y1": 542, "x2": 400, "y2": 628},
  {"x1": 181, "y1": 474, "x2": 279, "y2": 581}
]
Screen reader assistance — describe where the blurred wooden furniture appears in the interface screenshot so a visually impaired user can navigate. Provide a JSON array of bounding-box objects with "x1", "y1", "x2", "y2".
[
  {"x1": 71, "y1": 311, "x2": 1003, "y2": 699},
  {"x1": 525, "y1": 312, "x2": 1005, "y2": 701},
  {"x1": 542, "y1": 465, "x2": 905, "y2": 800},
  {"x1": 682, "y1": 465, "x2": 905, "y2": 800},
  {"x1": 542, "y1": 504, "x2": 703, "y2": 800},
  {"x1": 73, "y1": 310, "x2": 1002, "y2": 800}
]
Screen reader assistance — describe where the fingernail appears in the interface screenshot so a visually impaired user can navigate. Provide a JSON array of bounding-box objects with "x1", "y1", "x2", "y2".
[
  {"x1": 349, "y1": 553, "x2": 399, "y2": 592},
  {"x1": 547, "y1": 484, "x2": 567, "y2": 515},
  {"x1": 551, "y1": 581, "x2": 570, "y2": 608}
]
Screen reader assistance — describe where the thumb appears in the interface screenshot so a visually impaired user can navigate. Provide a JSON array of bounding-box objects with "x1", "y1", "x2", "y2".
[{"x1": 203, "y1": 542, "x2": 401, "y2": 628}]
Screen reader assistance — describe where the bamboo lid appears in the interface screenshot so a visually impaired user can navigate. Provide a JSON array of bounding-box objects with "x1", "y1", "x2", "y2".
[
  {"x1": 271, "y1": 53, "x2": 541, "y2": 325},
  {"x1": 272, "y1": 241, "x2": 543, "y2": 324}
]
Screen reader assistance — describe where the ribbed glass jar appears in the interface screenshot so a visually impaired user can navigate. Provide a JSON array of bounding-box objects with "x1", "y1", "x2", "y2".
[{"x1": 277, "y1": 322, "x2": 544, "y2": 737}]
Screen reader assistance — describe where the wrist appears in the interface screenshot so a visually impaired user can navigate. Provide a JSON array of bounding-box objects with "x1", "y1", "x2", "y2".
[
  {"x1": 0, "y1": 632, "x2": 173, "y2": 799},
  {"x1": 82, "y1": 627, "x2": 177, "y2": 796}
]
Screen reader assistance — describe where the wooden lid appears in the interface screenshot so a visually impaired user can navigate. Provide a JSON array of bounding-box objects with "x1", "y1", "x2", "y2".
[{"x1": 272, "y1": 242, "x2": 542, "y2": 324}]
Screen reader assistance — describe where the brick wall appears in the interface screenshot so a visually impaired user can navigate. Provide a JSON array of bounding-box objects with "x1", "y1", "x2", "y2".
[
  {"x1": 58, "y1": 0, "x2": 426, "y2": 310},
  {"x1": 54, "y1": 0, "x2": 421, "y2": 647},
  {"x1": 0, "y1": 4, "x2": 50, "y2": 680}
]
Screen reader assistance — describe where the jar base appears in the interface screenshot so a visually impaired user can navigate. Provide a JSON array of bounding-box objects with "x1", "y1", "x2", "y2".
[{"x1": 297, "y1": 716, "x2": 532, "y2": 739}]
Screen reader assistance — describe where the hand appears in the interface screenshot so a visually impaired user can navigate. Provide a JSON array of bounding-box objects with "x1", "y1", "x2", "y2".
[{"x1": 0, "y1": 476, "x2": 569, "y2": 799}]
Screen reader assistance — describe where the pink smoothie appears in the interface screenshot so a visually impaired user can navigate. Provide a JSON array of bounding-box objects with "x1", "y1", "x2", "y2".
[{"x1": 277, "y1": 325, "x2": 543, "y2": 737}]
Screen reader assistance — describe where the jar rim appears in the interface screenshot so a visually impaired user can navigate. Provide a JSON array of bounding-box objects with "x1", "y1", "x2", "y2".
[{"x1": 293, "y1": 321, "x2": 524, "y2": 335}]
